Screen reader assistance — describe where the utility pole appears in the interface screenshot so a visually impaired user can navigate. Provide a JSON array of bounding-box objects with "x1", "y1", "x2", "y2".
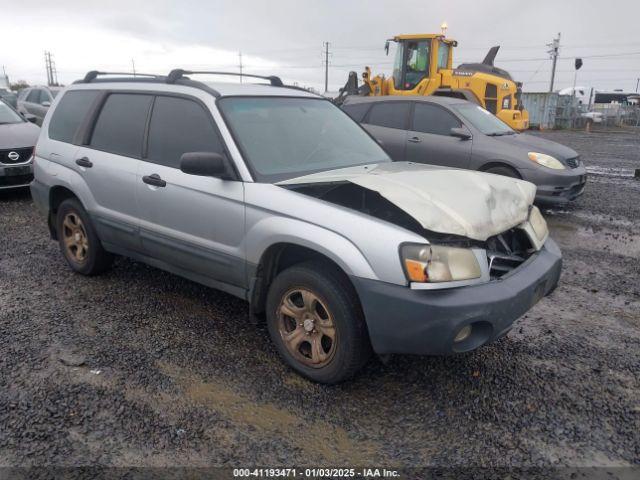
[
  {"x1": 45, "y1": 52, "x2": 51, "y2": 86},
  {"x1": 323, "y1": 41, "x2": 330, "y2": 93},
  {"x1": 131, "y1": 59, "x2": 136, "y2": 76},
  {"x1": 636, "y1": 78, "x2": 639, "y2": 93},
  {"x1": 547, "y1": 32, "x2": 561, "y2": 93},
  {"x1": 238, "y1": 51, "x2": 243, "y2": 84},
  {"x1": 44, "y1": 51, "x2": 58, "y2": 86}
]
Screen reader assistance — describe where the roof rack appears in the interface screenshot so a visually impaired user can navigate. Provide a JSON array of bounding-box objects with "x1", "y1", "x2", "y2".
[
  {"x1": 73, "y1": 69, "x2": 314, "y2": 99},
  {"x1": 166, "y1": 69, "x2": 283, "y2": 87},
  {"x1": 79, "y1": 71, "x2": 162, "y2": 83}
]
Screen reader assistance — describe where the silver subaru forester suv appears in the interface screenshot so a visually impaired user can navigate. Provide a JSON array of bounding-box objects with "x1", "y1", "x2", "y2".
[{"x1": 31, "y1": 70, "x2": 562, "y2": 383}]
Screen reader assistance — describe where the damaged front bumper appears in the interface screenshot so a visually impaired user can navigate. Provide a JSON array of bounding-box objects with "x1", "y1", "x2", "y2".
[{"x1": 350, "y1": 238, "x2": 562, "y2": 356}]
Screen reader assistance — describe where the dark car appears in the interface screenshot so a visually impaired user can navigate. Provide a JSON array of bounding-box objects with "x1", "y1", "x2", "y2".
[
  {"x1": 342, "y1": 96, "x2": 587, "y2": 205},
  {"x1": 0, "y1": 98, "x2": 40, "y2": 190},
  {"x1": 17, "y1": 86, "x2": 62, "y2": 126}
]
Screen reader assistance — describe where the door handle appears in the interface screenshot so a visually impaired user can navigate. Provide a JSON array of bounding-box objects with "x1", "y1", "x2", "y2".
[
  {"x1": 75, "y1": 157, "x2": 93, "y2": 168},
  {"x1": 408, "y1": 137, "x2": 422, "y2": 143},
  {"x1": 142, "y1": 173, "x2": 167, "y2": 188}
]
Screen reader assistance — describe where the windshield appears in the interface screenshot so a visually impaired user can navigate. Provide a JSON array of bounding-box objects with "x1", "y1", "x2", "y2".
[
  {"x1": 0, "y1": 100, "x2": 24, "y2": 124},
  {"x1": 218, "y1": 97, "x2": 391, "y2": 182},
  {"x1": 454, "y1": 103, "x2": 515, "y2": 136}
]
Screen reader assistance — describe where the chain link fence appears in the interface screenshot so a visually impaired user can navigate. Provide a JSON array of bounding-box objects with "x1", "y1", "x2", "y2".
[{"x1": 522, "y1": 92, "x2": 640, "y2": 129}]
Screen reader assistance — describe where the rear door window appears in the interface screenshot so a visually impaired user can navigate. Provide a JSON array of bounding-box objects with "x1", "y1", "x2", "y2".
[
  {"x1": 342, "y1": 103, "x2": 371, "y2": 122},
  {"x1": 90, "y1": 93, "x2": 153, "y2": 158},
  {"x1": 48, "y1": 90, "x2": 100, "y2": 143},
  {"x1": 26, "y1": 89, "x2": 41, "y2": 103},
  {"x1": 366, "y1": 102, "x2": 410, "y2": 130},
  {"x1": 411, "y1": 102, "x2": 461, "y2": 136},
  {"x1": 38, "y1": 90, "x2": 52, "y2": 104},
  {"x1": 146, "y1": 96, "x2": 224, "y2": 168}
]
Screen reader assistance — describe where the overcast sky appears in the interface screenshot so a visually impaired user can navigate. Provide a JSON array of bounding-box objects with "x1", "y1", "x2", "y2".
[{"x1": 2, "y1": 0, "x2": 640, "y2": 93}]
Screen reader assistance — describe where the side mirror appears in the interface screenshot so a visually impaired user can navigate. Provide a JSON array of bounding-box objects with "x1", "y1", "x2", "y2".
[
  {"x1": 180, "y1": 152, "x2": 232, "y2": 179},
  {"x1": 41, "y1": 101, "x2": 51, "y2": 107},
  {"x1": 450, "y1": 127, "x2": 472, "y2": 140},
  {"x1": 24, "y1": 114, "x2": 38, "y2": 123}
]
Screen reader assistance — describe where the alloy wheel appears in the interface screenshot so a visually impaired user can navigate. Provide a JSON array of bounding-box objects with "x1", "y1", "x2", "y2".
[
  {"x1": 277, "y1": 288, "x2": 337, "y2": 368},
  {"x1": 62, "y1": 212, "x2": 89, "y2": 263}
]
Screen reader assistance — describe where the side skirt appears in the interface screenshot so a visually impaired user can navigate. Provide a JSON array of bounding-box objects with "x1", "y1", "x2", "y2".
[{"x1": 102, "y1": 241, "x2": 249, "y2": 301}]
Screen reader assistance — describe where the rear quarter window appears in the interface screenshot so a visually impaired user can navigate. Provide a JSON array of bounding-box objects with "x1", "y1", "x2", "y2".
[{"x1": 48, "y1": 90, "x2": 100, "y2": 143}]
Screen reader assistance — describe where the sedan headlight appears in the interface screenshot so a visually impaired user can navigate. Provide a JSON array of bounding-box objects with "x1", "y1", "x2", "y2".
[
  {"x1": 528, "y1": 152, "x2": 565, "y2": 170},
  {"x1": 401, "y1": 244, "x2": 482, "y2": 283}
]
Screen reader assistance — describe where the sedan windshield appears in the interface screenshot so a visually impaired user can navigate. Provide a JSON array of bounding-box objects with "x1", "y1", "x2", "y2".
[
  {"x1": 218, "y1": 97, "x2": 390, "y2": 182},
  {"x1": 0, "y1": 100, "x2": 24, "y2": 124},
  {"x1": 454, "y1": 104, "x2": 515, "y2": 136}
]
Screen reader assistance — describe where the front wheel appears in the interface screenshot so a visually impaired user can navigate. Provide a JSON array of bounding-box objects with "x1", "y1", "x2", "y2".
[{"x1": 266, "y1": 261, "x2": 372, "y2": 384}]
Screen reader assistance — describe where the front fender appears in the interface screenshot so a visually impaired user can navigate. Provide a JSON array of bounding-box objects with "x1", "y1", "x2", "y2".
[{"x1": 245, "y1": 215, "x2": 378, "y2": 281}]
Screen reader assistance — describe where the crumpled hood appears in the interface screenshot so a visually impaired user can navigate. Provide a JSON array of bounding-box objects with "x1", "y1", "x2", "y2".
[{"x1": 278, "y1": 162, "x2": 536, "y2": 241}]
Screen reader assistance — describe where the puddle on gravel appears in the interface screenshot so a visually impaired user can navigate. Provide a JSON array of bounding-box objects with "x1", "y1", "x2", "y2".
[
  {"x1": 158, "y1": 362, "x2": 381, "y2": 464},
  {"x1": 546, "y1": 217, "x2": 640, "y2": 258}
]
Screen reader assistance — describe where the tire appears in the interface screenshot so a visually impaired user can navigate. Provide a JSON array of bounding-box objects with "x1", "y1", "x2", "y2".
[
  {"x1": 266, "y1": 261, "x2": 372, "y2": 384},
  {"x1": 483, "y1": 165, "x2": 521, "y2": 179},
  {"x1": 56, "y1": 198, "x2": 113, "y2": 275}
]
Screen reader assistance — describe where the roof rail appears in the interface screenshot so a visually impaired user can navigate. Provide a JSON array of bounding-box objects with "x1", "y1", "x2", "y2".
[
  {"x1": 167, "y1": 69, "x2": 284, "y2": 87},
  {"x1": 80, "y1": 70, "x2": 161, "y2": 83}
]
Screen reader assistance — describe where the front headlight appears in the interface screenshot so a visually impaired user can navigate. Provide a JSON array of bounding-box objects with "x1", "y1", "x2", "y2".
[
  {"x1": 400, "y1": 244, "x2": 482, "y2": 283},
  {"x1": 529, "y1": 206, "x2": 549, "y2": 243},
  {"x1": 528, "y1": 152, "x2": 565, "y2": 170}
]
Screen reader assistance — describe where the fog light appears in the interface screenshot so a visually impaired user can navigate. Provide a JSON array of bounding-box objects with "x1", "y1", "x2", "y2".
[{"x1": 454, "y1": 325, "x2": 472, "y2": 343}]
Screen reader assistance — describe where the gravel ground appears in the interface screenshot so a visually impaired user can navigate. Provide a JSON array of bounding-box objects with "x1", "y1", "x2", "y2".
[{"x1": 0, "y1": 129, "x2": 638, "y2": 469}]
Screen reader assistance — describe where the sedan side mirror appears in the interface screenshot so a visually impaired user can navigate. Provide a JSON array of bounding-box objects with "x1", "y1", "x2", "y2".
[
  {"x1": 41, "y1": 101, "x2": 51, "y2": 107},
  {"x1": 24, "y1": 113, "x2": 38, "y2": 123},
  {"x1": 180, "y1": 152, "x2": 233, "y2": 179},
  {"x1": 450, "y1": 127, "x2": 472, "y2": 140}
]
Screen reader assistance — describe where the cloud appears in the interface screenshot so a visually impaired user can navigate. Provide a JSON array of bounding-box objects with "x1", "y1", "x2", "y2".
[{"x1": 3, "y1": 0, "x2": 640, "y2": 92}]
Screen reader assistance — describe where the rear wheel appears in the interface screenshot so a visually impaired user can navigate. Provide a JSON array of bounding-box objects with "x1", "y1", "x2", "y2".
[
  {"x1": 483, "y1": 165, "x2": 521, "y2": 179},
  {"x1": 56, "y1": 198, "x2": 113, "y2": 275},
  {"x1": 266, "y1": 261, "x2": 372, "y2": 384}
]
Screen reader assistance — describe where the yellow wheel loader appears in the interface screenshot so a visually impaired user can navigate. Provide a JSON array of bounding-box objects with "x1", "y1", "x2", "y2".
[{"x1": 337, "y1": 34, "x2": 529, "y2": 130}]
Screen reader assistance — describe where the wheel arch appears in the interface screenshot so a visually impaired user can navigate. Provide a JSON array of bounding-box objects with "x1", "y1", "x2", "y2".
[
  {"x1": 432, "y1": 88, "x2": 482, "y2": 105},
  {"x1": 249, "y1": 242, "x2": 362, "y2": 319},
  {"x1": 48, "y1": 185, "x2": 83, "y2": 240},
  {"x1": 478, "y1": 161, "x2": 523, "y2": 179}
]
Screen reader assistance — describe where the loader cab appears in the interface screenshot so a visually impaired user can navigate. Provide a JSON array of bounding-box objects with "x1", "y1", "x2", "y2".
[{"x1": 387, "y1": 35, "x2": 455, "y2": 91}]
